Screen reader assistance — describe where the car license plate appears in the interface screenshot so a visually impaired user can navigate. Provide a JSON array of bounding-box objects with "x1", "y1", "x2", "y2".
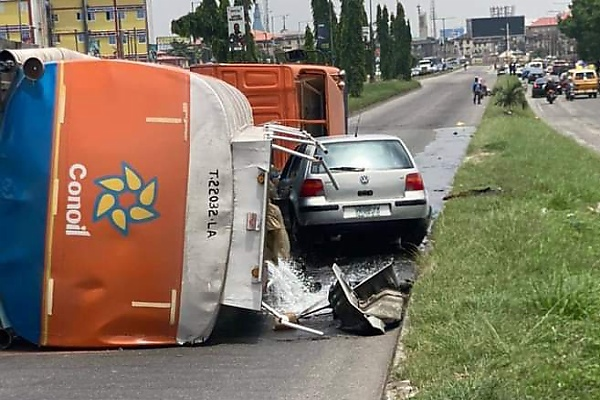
[{"x1": 355, "y1": 205, "x2": 380, "y2": 218}]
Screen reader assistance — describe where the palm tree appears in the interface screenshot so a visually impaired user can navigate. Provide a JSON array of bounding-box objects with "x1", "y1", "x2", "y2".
[{"x1": 494, "y1": 76, "x2": 527, "y2": 113}]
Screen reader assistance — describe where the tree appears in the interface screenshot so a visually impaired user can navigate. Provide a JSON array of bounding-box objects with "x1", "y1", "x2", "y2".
[
  {"x1": 311, "y1": 0, "x2": 336, "y2": 64},
  {"x1": 390, "y1": 2, "x2": 411, "y2": 80},
  {"x1": 376, "y1": 4, "x2": 393, "y2": 80},
  {"x1": 171, "y1": 0, "x2": 257, "y2": 63},
  {"x1": 339, "y1": 0, "x2": 366, "y2": 96},
  {"x1": 215, "y1": 0, "x2": 231, "y2": 61},
  {"x1": 494, "y1": 76, "x2": 527, "y2": 113},
  {"x1": 167, "y1": 40, "x2": 201, "y2": 64},
  {"x1": 329, "y1": 1, "x2": 341, "y2": 66},
  {"x1": 559, "y1": 0, "x2": 600, "y2": 61},
  {"x1": 303, "y1": 25, "x2": 318, "y2": 63}
]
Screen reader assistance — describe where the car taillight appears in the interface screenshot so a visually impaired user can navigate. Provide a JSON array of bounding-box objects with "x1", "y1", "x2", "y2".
[
  {"x1": 299, "y1": 179, "x2": 324, "y2": 197},
  {"x1": 405, "y1": 173, "x2": 424, "y2": 191},
  {"x1": 533, "y1": 83, "x2": 538, "y2": 88}
]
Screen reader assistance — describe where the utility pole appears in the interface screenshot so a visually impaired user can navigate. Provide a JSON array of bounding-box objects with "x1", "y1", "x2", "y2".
[
  {"x1": 505, "y1": 21, "x2": 510, "y2": 57},
  {"x1": 113, "y1": 0, "x2": 122, "y2": 58},
  {"x1": 433, "y1": 17, "x2": 455, "y2": 59},
  {"x1": 272, "y1": 14, "x2": 289, "y2": 32},
  {"x1": 264, "y1": 0, "x2": 270, "y2": 32},
  {"x1": 430, "y1": 0, "x2": 436, "y2": 39},
  {"x1": 369, "y1": 0, "x2": 374, "y2": 82}
]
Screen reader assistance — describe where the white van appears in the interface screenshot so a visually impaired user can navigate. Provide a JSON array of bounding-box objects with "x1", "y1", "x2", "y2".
[{"x1": 418, "y1": 59, "x2": 435, "y2": 74}]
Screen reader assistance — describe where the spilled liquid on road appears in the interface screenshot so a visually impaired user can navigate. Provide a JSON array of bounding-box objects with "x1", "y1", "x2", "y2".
[{"x1": 266, "y1": 260, "x2": 324, "y2": 314}]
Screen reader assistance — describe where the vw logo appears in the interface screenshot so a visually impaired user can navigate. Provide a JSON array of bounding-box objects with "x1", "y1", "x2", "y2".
[{"x1": 359, "y1": 175, "x2": 369, "y2": 185}]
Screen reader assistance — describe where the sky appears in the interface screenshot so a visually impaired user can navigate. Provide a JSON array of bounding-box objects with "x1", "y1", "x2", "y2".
[{"x1": 147, "y1": 0, "x2": 568, "y2": 42}]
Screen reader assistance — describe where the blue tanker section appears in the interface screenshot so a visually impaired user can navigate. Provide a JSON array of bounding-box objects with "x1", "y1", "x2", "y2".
[{"x1": 0, "y1": 64, "x2": 57, "y2": 344}]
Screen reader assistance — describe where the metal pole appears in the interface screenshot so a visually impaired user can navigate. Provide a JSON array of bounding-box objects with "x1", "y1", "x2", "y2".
[
  {"x1": 369, "y1": 0, "x2": 374, "y2": 82},
  {"x1": 112, "y1": 0, "x2": 121, "y2": 58},
  {"x1": 506, "y1": 21, "x2": 509, "y2": 56},
  {"x1": 442, "y1": 18, "x2": 446, "y2": 60},
  {"x1": 17, "y1": 0, "x2": 23, "y2": 42}
]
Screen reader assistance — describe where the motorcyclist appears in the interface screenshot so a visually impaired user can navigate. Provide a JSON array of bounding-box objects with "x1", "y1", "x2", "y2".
[
  {"x1": 565, "y1": 76, "x2": 575, "y2": 99},
  {"x1": 544, "y1": 76, "x2": 557, "y2": 93},
  {"x1": 472, "y1": 77, "x2": 482, "y2": 105}
]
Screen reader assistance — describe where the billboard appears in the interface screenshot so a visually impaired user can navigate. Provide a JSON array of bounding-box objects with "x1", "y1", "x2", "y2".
[
  {"x1": 316, "y1": 23, "x2": 330, "y2": 50},
  {"x1": 467, "y1": 16, "x2": 525, "y2": 38},
  {"x1": 440, "y1": 27, "x2": 465, "y2": 40},
  {"x1": 156, "y1": 35, "x2": 190, "y2": 52},
  {"x1": 227, "y1": 6, "x2": 246, "y2": 51}
]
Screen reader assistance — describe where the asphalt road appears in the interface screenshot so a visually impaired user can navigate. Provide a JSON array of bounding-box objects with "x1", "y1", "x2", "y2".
[
  {"x1": 527, "y1": 85, "x2": 600, "y2": 152},
  {"x1": 0, "y1": 67, "x2": 492, "y2": 400}
]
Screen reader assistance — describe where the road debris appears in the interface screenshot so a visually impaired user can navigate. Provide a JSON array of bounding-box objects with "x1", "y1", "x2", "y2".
[
  {"x1": 328, "y1": 263, "x2": 412, "y2": 335},
  {"x1": 443, "y1": 186, "x2": 503, "y2": 200}
]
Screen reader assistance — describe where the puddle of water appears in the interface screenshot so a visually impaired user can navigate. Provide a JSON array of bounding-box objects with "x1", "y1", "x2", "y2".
[{"x1": 413, "y1": 126, "x2": 477, "y2": 218}]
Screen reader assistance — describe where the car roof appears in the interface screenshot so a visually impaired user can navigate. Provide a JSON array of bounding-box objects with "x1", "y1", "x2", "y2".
[{"x1": 315, "y1": 134, "x2": 404, "y2": 144}]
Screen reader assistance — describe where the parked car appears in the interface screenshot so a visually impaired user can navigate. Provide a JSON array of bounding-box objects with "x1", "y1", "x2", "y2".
[{"x1": 276, "y1": 135, "x2": 432, "y2": 250}]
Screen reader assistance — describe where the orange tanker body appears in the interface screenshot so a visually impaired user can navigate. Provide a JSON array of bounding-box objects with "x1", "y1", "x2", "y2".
[{"x1": 190, "y1": 63, "x2": 347, "y2": 170}]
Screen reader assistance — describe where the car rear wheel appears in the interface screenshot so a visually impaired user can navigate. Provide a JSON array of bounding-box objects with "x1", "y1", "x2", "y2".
[
  {"x1": 401, "y1": 217, "x2": 430, "y2": 251},
  {"x1": 289, "y1": 212, "x2": 317, "y2": 255}
]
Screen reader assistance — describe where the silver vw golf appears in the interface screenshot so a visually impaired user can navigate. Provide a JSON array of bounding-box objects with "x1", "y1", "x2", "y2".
[{"x1": 276, "y1": 134, "x2": 432, "y2": 249}]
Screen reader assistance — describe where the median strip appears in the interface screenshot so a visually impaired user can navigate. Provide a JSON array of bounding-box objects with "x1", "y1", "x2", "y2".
[
  {"x1": 392, "y1": 77, "x2": 600, "y2": 398},
  {"x1": 349, "y1": 80, "x2": 421, "y2": 113}
]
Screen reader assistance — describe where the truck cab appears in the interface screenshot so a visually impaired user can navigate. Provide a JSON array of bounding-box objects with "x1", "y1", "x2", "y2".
[{"x1": 190, "y1": 63, "x2": 347, "y2": 170}]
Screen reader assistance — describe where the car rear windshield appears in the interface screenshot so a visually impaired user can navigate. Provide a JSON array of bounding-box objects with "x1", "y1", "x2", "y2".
[{"x1": 311, "y1": 140, "x2": 414, "y2": 173}]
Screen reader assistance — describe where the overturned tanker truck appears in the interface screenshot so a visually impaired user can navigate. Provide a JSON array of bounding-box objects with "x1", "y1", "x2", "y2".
[{"x1": 0, "y1": 48, "x2": 334, "y2": 350}]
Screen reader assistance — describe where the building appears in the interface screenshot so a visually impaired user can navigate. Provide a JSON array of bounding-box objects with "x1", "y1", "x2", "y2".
[
  {"x1": 48, "y1": 0, "x2": 149, "y2": 59},
  {"x1": 253, "y1": 29, "x2": 304, "y2": 60},
  {"x1": 526, "y1": 15, "x2": 575, "y2": 59},
  {"x1": 0, "y1": 0, "x2": 35, "y2": 44},
  {"x1": 411, "y1": 37, "x2": 438, "y2": 59}
]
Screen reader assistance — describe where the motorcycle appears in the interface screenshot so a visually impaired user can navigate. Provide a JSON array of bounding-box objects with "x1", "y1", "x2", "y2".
[
  {"x1": 546, "y1": 89, "x2": 557, "y2": 104},
  {"x1": 565, "y1": 84, "x2": 575, "y2": 101}
]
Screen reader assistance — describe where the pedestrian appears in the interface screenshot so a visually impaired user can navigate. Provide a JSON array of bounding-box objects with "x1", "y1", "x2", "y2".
[
  {"x1": 472, "y1": 77, "x2": 482, "y2": 105},
  {"x1": 264, "y1": 168, "x2": 291, "y2": 265}
]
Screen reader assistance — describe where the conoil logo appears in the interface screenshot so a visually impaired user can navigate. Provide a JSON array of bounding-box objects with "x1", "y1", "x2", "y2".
[{"x1": 93, "y1": 162, "x2": 160, "y2": 236}]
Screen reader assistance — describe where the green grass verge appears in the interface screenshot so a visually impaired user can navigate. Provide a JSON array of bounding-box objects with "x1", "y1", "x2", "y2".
[
  {"x1": 348, "y1": 79, "x2": 420, "y2": 113},
  {"x1": 396, "y1": 82, "x2": 600, "y2": 399}
]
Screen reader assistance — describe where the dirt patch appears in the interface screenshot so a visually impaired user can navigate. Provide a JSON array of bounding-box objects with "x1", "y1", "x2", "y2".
[{"x1": 464, "y1": 151, "x2": 495, "y2": 164}]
